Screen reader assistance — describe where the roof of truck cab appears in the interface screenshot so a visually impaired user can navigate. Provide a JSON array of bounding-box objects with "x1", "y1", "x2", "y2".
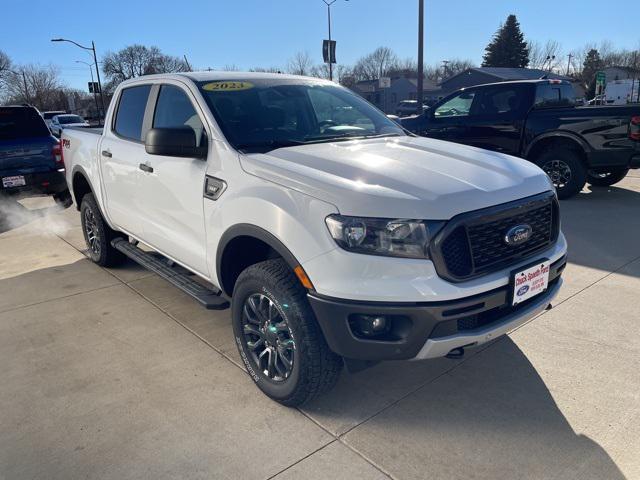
[
  {"x1": 119, "y1": 71, "x2": 332, "y2": 85},
  {"x1": 457, "y1": 79, "x2": 572, "y2": 90}
]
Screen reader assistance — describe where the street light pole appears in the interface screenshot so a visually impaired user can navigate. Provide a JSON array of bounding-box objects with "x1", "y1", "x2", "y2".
[
  {"x1": 416, "y1": 0, "x2": 424, "y2": 114},
  {"x1": 322, "y1": 0, "x2": 337, "y2": 81},
  {"x1": 51, "y1": 38, "x2": 106, "y2": 123},
  {"x1": 322, "y1": 0, "x2": 348, "y2": 81},
  {"x1": 76, "y1": 61, "x2": 100, "y2": 121}
]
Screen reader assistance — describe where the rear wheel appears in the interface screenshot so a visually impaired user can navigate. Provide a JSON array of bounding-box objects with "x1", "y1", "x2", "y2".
[
  {"x1": 53, "y1": 190, "x2": 73, "y2": 209},
  {"x1": 80, "y1": 193, "x2": 125, "y2": 267},
  {"x1": 535, "y1": 146, "x2": 587, "y2": 200},
  {"x1": 587, "y1": 168, "x2": 629, "y2": 187},
  {"x1": 232, "y1": 258, "x2": 342, "y2": 406}
]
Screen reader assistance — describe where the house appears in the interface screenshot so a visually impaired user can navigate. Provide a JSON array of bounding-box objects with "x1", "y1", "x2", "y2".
[
  {"x1": 352, "y1": 77, "x2": 441, "y2": 113},
  {"x1": 439, "y1": 67, "x2": 579, "y2": 96}
]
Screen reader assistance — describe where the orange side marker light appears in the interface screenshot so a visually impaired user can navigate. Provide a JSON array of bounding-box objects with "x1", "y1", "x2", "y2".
[{"x1": 294, "y1": 265, "x2": 314, "y2": 290}]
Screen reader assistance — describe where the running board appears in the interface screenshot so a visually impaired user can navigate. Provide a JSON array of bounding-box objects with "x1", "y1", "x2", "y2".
[{"x1": 111, "y1": 238, "x2": 229, "y2": 310}]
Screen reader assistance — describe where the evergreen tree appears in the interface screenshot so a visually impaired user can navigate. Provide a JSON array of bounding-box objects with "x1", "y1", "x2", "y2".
[
  {"x1": 482, "y1": 15, "x2": 529, "y2": 68},
  {"x1": 582, "y1": 49, "x2": 603, "y2": 99}
]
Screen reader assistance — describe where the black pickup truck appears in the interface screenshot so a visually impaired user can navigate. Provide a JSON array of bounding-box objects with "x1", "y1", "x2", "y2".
[{"x1": 401, "y1": 79, "x2": 640, "y2": 198}]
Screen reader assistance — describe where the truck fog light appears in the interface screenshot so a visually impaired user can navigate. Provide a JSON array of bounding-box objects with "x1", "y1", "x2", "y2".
[
  {"x1": 370, "y1": 316, "x2": 387, "y2": 331},
  {"x1": 350, "y1": 314, "x2": 391, "y2": 338}
]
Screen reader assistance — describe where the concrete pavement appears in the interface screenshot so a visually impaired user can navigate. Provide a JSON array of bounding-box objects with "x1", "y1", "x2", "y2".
[{"x1": 1, "y1": 176, "x2": 639, "y2": 479}]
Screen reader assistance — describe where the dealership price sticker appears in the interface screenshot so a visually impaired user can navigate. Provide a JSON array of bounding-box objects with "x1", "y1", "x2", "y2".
[{"x1": 512, "y1": 261, "x2": 550, "y2": 305}]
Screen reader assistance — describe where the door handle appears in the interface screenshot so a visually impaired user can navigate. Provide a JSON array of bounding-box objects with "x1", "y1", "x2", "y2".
[
  {"x1": 101, "y1": 150, "x2": 112, "y2": 158},
  {"x1": 139, "y1": 163, "x2": 154, "y2": 173}
]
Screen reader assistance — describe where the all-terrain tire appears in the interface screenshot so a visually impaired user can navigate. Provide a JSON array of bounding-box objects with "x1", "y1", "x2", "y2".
[
  {"x1": 534, "y1": 146, "x2": 587, "y2": 200},
  {"x1": 232, "y1": 258, "x2": 342, "y2": 407},
  {"x1": 53, "y1": 189, "x2": 73, "y2": 209},
  {"x1": 587, "y1": 168, "x2": 629, "y2": 187},
  {"x1": 80, "y1": 193, "x2": 125, "y2": 267}
]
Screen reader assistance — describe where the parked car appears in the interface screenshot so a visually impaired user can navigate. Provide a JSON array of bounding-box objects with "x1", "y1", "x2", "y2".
[
  {"x1": 0, "y1": 106, "x2": 71, "y2": 206},
  {"x1": 63, "y1": 72, "x2": 567, "y2": 406},
  {"x1": 41, "y1": 110, "x2": 66, "y2": 129},
  {"x1": 395, "y1": 100, "x2": 428, "y2": 116},
  {"x1": 402, "y1": 79, "x2": 640, "y2": 198},
  {"x1": 49, "y1": 114, "x2": 90, "y2": 137}
]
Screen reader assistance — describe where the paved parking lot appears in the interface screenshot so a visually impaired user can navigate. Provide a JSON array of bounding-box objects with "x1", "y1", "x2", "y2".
[{"x1": 1, "y1": 174, "x2": 639, "y2": 480}]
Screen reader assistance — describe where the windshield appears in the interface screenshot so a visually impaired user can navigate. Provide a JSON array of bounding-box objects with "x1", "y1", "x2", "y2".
[
  {"x1": 0, "y1": 107, "x2": 50, "y2": 140},
  {"x1": 197, "y1": 79, "x2": 404, "y2": 152},
  {"x1": 57, "y1": 115, "x2": 84, "y2": 124}
]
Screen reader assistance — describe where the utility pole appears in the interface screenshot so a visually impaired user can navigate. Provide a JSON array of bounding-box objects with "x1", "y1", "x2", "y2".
[
  {"x1": 566, "y1": 53, "x2": 573, "y2": 76},
  {"x1": 8, "y1": 69, "x2": 29, "y2": 104},
  {"x1": 442, "y1": 60, "x2": 450, "y2": 81},
  {"x1": 183, "y1": 55, "x2": 192, "y2": 72},
  {"x1": 416, "y1": 0, "x2": 424, "y2": 114}
]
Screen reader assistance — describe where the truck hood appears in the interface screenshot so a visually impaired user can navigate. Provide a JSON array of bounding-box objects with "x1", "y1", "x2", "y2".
[{"x1": 240, "y1": 136, "x2": 553, "y2": 219}]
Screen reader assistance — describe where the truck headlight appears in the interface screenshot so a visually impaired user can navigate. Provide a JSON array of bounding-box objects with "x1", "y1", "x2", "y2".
[{"x1": 325, "y1": 215, "x2": 444, "y2": 259}]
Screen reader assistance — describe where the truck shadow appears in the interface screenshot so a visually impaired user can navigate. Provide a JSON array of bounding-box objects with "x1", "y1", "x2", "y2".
[
  {"x1": 559, "y1": 183, "x2": 640, "y2": 278},
  {"x1": 0, "y1": 265, "x2": 627, "y2": 478},
  {"x1": 306, "y1": 337, "x2": 626, "y2": 479}
]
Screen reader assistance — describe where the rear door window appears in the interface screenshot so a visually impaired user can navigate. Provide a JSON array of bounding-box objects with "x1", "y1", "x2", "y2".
[
  {"x1": 535, "y1": 83, "x2": 576, "y2": 107},
  {"x1": 471, "y1": 86, "x2": 528, "y2": 117},
  {"x1": 114, "y1": 85, "x2": 152, "y2": 141},
  {"x1": 0, "y1": 107, "x2": 50, "y2": 140}
]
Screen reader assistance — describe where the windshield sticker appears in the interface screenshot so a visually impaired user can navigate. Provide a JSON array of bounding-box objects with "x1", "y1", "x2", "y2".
[{"x1": 202, "y1": 81, "x2": 254, "y2": 92}]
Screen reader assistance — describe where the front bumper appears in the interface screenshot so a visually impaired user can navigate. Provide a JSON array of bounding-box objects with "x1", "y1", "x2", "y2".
[
  {"x1": 0, "y1": 170, "x2": 67, "y2": 197},
  {"x1": 308, "y1": 255, "x2": 566, "y2": 361}
]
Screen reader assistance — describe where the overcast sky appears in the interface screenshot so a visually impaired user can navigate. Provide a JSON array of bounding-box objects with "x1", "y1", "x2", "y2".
[{"x1": 2, "y1": 0, "x2": 637, "y2": 91}]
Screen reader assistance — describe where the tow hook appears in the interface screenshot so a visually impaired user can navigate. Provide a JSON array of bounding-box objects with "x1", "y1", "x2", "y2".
[{"x1": 446, "y1": 347, "x2": 465, "y2": 359}]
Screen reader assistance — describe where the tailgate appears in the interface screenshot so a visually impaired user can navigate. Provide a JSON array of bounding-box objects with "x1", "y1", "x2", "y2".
[{"x1": 0, "y1": 137, "x2": 57, "y2": 176}]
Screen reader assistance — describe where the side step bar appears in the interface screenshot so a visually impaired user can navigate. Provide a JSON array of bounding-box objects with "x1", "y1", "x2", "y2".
[{"x1": 111, "y1": 238, "x2": 229, "y2": 310}]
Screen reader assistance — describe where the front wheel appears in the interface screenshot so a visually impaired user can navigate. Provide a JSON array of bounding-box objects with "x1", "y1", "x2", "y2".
[
  {"x1": 587, "y1": 168, "x2": 629, "y2": 187},
  {"x1": 232, "y1": 259, "x2": 342, "y2": 406},
  {"x1": 534, "y1": 146, "x2": 587, "y2": 200}
]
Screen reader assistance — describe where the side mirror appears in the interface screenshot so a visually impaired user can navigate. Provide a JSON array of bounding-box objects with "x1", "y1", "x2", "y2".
[{"x1": 145, "y1": 127, "x2": 207, "y2": 159}]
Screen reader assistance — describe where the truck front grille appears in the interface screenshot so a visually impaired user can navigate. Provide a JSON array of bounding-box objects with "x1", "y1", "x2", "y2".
[{"x1": 431, "y1": 192, "x2": 559, "y2": 282}]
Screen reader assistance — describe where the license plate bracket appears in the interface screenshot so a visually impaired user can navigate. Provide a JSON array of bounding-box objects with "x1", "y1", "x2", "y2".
[
  {"x1": 510, "y1": 259, "x2": 550, "y2": 306},
  {"x1": 2, "y1": 175, "x2": 26, "y2": 188}
]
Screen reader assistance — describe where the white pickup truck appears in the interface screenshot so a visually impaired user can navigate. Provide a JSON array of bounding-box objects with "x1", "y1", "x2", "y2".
[{"x1": 62, "y1": 72, "x2": 567, "y2": 406}]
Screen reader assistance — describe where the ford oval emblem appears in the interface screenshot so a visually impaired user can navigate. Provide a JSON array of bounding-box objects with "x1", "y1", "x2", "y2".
[
  {"x1": 517, "y1": 285, "x2": 529, "y2": 296},
  {"x1": 504, "y1": 224, "x2": 532, "y2": 246}
]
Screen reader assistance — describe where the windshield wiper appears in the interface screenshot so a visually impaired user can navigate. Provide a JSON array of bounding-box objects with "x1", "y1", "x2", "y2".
[
  {"x1": 235, "y1": 139, "x2": 308, "y2": 153},
  {"x1": 304, "y1": 132, "x2": 404, "y2": 143}
]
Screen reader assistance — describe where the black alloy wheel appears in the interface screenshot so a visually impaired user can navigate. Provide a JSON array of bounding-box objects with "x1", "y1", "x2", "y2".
[{"x1": 241, "y1": 293, "x2": 296, "y2": 382}]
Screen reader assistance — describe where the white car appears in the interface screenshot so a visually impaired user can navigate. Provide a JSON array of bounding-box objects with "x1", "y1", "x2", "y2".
[
  {"x1": 49, "y1": 114, "x2": 89, "y2": 137},
  {"x1": 41, "y1": 110, "x2": 66, "y2": 129},
  {"x1": 62, "y1": 72, "x2": 567, "y2": 406}
]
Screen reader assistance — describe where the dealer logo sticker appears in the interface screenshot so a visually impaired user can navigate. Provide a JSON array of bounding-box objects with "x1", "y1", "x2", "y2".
[{"x1": 516, "y1": 285, "x2": 530, "y2": 296}]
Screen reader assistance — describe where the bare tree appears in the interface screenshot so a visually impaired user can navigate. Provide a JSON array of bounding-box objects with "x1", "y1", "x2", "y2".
[
  {"x1": 248, "y1": 66, "x2": 283, "y2": 73},
  {"x1": 353, "y1": 47, "x2": 399, "y2": 81},
  {"x1": 102, "y1": 45, "x2": 189, "y2": 92},
  {"x1": 0, "y1": 50, "x2": 11, "y2": 76},
  {"x1": 387, "y1": 58, "x2": 418, "y2": 78},
  {"x1": 287, "y1": 51, "x2": 313, "y2": 76},
  {"x1": 3, "y1": 64, "x2": 64, "y2": 110},
  {"x1": 528, "y1": 40, "x2": 563, "y2": 71}
]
